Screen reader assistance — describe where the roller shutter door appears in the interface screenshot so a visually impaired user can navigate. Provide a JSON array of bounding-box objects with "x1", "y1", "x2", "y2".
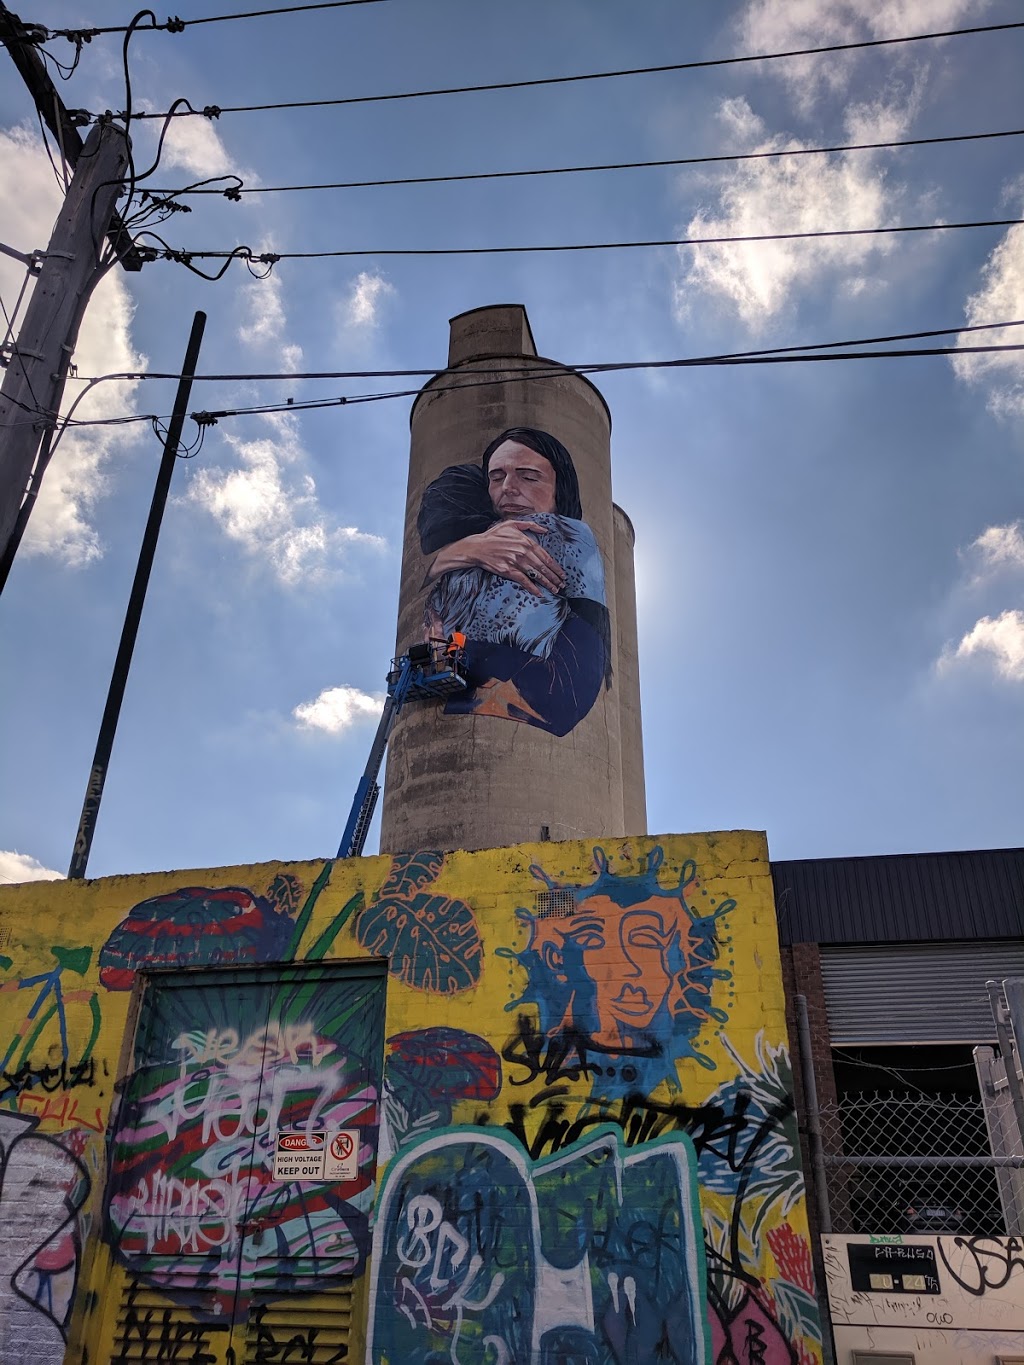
[{"x1": 820, "y1": 941, "x2": 1024, "y2": 1045}]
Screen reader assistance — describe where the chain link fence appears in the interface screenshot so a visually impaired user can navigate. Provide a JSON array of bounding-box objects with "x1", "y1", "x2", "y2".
[{"x1": 813, "y1": 1093, "x2": 1010, "y2": 1235}]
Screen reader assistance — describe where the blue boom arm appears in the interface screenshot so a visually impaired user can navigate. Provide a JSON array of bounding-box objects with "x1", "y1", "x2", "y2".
[{"x1": 336, "y1": 645, "x2": 467, "y2": 859}]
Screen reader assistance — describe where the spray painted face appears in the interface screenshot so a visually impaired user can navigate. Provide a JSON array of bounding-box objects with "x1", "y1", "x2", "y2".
[
  {"x1": 531, "y1": 893, "x2": 706, "y2": 1048},
  {"x1": 486, "y1": 441, "x2": 558, "y2": 519}
]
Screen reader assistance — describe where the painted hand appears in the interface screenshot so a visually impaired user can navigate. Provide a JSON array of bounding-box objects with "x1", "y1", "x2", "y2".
[{"x1": 455, "y1": 521, "x2": 566, "y2": 597}]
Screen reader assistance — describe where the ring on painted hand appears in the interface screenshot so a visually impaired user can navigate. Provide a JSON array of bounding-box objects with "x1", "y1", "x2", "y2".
[{"x1": 526, "y1": 568, "x2": 539, "y2": 581}]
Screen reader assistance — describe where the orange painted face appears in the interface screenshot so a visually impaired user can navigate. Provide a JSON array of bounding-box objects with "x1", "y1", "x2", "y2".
[
  {"x1": 486, "y1": 441, "x2": 557, "y2": 519},
  {"x1": 530, "y1": 893, "x2": 704, "y2": 1048}
]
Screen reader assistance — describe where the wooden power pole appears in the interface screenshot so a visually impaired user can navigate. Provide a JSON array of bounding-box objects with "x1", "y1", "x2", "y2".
[{"x1": 0, "y1": 5, "x2": 140, "y2": 575}]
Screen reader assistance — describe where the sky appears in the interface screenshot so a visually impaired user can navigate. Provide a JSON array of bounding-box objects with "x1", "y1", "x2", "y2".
[{"x1": 1, "y1": 0, "x2": 1023, "y2": 884}]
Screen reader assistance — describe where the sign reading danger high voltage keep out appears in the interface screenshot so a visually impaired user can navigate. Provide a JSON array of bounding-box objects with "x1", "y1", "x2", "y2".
[{"x1": 272, "y1": 1129, "x2": 360, "y2": 1182}]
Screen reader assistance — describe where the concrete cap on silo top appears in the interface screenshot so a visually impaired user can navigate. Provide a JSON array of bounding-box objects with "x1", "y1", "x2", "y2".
[{"x1": 447, "y1": 304, "x2": 538, "y2": 367}]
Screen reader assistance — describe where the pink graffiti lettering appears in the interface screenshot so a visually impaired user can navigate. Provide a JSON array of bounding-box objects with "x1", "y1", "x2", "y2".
[{"x1": 121, "y1": 1165, "x2": 250, "y2": 1256}]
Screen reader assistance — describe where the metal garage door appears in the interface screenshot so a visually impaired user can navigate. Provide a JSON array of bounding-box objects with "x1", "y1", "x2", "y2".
[{"x1": 820, "y1": 941, "x2": 1024, "y2": 1044}]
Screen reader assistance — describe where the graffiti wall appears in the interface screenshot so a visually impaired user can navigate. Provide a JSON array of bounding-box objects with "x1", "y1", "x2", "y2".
[{"x1": 0, "y1": 833, "x2": 821, "y2": 1364}]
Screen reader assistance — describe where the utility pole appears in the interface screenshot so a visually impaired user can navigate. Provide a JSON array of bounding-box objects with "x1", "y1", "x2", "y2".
[
  {"x1": 0, "y1": 4, "x2": 141, "y2": 576},
  {"x1": 68, "y1": 311, "x2": 206, "y2": 881}
]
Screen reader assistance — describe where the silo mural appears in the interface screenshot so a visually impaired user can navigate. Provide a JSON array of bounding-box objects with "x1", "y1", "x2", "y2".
[
  {"x1": 381, "y1": 304, "x2": 647, "y2": 852},
  {"x1": 418, "y1": 426, "x2": 610, "y2": 736}
]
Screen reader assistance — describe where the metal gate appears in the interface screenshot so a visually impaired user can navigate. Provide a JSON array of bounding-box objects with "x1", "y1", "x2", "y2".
[
  {"x1": 813, "y1": 1091, "x2": 1015, "y2": 1236},
  {"x1": 100, "y1": 959, "x2": 386, "y2": 1363},
  {"x1": 799, "y1": 978, "x2": 1024, "y2": 1239}
]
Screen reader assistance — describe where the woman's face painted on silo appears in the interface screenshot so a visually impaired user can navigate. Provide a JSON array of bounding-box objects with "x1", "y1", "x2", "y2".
[{"x1": 486, "y1": 441, "x2": 557, "y2": 518}]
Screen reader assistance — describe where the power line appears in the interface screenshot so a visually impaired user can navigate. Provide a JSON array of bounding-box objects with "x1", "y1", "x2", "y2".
[
  {"x1": 45, "y1": 0, "x2": 392, "y2": 41},
  {"x1": 185, "y1": 343, "x2": 1024, "y2": 421},
  {"x1": 832, "y1": 1048, "x2": 976, "y2": 1076},
  {"x1": 118, "y1": 20, "x2": 1024, "y2": 121},
  {"x1": 136, "y1": 217, "x2": 1024, "y2": 268},
  {"x1": 73, "y1": 318, "x2": 1024, "y2": 386},
  {"x1": 45, "y1": 336, "x2": 1024, "y2": 435},
  {"x1": 147, "y1": 127, "x2": 1024, "y2": 197}
]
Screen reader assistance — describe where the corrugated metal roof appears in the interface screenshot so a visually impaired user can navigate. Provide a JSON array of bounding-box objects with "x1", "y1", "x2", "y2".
[
  {"x1": 771, "y1": 847, "x2": 1024, "y2": 945},
  {"x1": 821, "y1": 942, "x2": 1024, "y2": 1044}
]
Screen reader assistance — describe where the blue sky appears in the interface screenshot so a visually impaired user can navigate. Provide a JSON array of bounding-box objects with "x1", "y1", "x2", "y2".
[{"x1": 2, "y1": 0, "x2": 1023, "y2": 882}]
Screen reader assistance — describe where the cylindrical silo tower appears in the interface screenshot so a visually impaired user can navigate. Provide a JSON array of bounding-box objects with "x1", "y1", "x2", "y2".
[{"x1": 379, "y1": 304, "x2": 646, "y2": 853}]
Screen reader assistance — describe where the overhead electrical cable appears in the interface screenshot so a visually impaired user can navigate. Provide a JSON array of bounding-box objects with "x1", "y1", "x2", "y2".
[
  {"x1": 183, "y1": 343, "x2": 1024, "y2": 422},
  {"x1": 8, "y1": 334, "x2": 1023, "y2": 446},
  {"x1": 38, "y1": 327, "x2": 1024, "y2": 440},
  {"x1": 114, "y1": 21, "x2": 1024, "y2": 120},
  {"x1": 146, "y1": 127, "x2": 1024, "y2": 197},
  {"x1": 41, "y1": 341, "x2": 1024, "y2": 433},
  {"x1": 73, "y1": 318, "x2": 1024, "y2": 387},
  {"x1": 46, "y1": 0, "x2": 392, "y2": 40},
  {"x1": 134, "y1": 217, "x2": 1024, "y2": 270}
]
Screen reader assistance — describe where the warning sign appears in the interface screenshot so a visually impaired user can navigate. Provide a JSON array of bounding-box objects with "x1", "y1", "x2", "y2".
[
  {"x1": 324, "y1": 1129, "x2": 360, "y2": 1181},
  {"x1": 272, "y1": 1130, "x2": 326, "y2": 1181}
]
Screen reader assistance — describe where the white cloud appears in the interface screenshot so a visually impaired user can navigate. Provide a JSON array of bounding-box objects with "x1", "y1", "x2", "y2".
[
  {"x1": 675, "y1": 98, "x2": 900, "y2": 327},
  {"x1": 951, "y1": 222, "x2": 1024, "y2": 419},
  {"x1": 737, "y1": 0, "x2": 985, "y2": 109},
  {"x1": 238, "y1": 270, "x2": 287, "y2": 348},
  {"x1": 159, "y1": 118, "x2": 252, "y2": 183},
  {"x1": 187, "y1": 414, "x2": 385, "y2": 586},
  {"x1": 194, "y1": 254, "x2": 383, "y2": 583},
  {"x1": 236, "y1": 267, "x2": 303, "y2": 373},
  {"x1": 0, "y1": 126, "x2": 146, "y2": 567},
  {"x1": 339, "y1": 271, "x2": 395, "y2": 329},
  {"x1": 0, "y1": 850, "x2": 63, "y2": 884},
  {"x1": 938, "y1": 610, "x2": 1024, "y2": 682},
  {"x1": 228, "y1": 236, "x2": 305, "y2": 382},
  {"x1": 963, "y1": 522, "x2": 1024, "y2": 583},
  {"x1": 293, "y1": 684, "x2": 385, "y2": 734}
]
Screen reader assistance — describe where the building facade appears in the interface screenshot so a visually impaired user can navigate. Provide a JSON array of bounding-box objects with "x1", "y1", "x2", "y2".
[
  {"x1": 775, "y1": 848, "x2": 1024, "y2": 1365},
  {"x1": 0, "y1": 833, "x2": 822, "y2": 1364}
]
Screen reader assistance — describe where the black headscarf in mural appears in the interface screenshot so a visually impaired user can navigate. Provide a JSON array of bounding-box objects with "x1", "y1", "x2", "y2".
[{"x1": 418, "y1": 427, "x2": 583, "y2": 555}]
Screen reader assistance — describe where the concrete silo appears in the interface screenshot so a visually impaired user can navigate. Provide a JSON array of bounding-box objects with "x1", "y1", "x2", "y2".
[{"x1": 379, "y1": 304, "x2": 645, "y2": 852}]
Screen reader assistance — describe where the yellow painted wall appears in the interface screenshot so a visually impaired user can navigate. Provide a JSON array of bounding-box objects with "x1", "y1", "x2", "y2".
[{"x1": 0, "y1": 833, "x2": 821, "y2": 1365}]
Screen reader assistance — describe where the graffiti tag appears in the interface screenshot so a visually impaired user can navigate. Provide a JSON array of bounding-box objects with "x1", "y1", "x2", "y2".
[
  {"x1": 113, "y1": 1282, "x2": 217, "y2": 1364},
  {"x1": 0, "y1": 1057, "x2": 96, "y2": 1099},
  {"x1": 250, "y1": 1303, "x2": 347, "y2": 1363},
  {"x1": 367, "y1": 1125, "x2": 707, "y2": 1365},
  {"x1": 938, "y1": 1236, "x2": 1024, "y2": 1296}
]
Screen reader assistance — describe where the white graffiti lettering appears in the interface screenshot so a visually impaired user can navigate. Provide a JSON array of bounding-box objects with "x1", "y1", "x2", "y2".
[
  {"x1": 147, "y1": 1056, "x2": 346, "y2": 1145},
  {"x1": 395, "y1": 1192, "x2": 505, "y2": 1321},
  {"x1": 171, "y1": 1022, "x2": 337, "y2": 1070}
]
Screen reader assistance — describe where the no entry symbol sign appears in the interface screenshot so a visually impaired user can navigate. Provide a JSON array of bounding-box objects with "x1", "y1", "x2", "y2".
[
  {"x1": 324, "y1": 1128, "x2": 360, "y2": 1180},
  {"x1": 331, "y1": 1132, "x2": 354, "y2": 1161}
]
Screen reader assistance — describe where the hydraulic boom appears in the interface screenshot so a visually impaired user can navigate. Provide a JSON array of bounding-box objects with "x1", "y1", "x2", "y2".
[{"x1": 336, "y1": 637, "x2": 467, "y2": 858}]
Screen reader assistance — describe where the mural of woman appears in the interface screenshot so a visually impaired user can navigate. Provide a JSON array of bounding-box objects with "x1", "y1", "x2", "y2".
[{"x1": 417, "y1": 427, "x2": 611, "y2": 737}]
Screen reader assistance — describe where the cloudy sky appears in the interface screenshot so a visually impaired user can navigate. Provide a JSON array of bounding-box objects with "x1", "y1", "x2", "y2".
[{"x1": 2, "y1": 0, "x2": 1023, "y2": 883}]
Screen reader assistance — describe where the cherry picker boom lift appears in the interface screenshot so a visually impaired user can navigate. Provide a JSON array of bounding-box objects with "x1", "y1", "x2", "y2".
[{"x1": 336, "y1": 637, "x2": 468, "y2": 858}]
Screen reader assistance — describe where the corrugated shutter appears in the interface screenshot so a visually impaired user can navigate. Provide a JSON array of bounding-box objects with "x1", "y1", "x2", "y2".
[
  {"x1": 820, "y1": 941, "x2": 1024, "y2": 1044},
  {"x1": 242, "y1": 1286, "x2": 354, "y2": 1363}
]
